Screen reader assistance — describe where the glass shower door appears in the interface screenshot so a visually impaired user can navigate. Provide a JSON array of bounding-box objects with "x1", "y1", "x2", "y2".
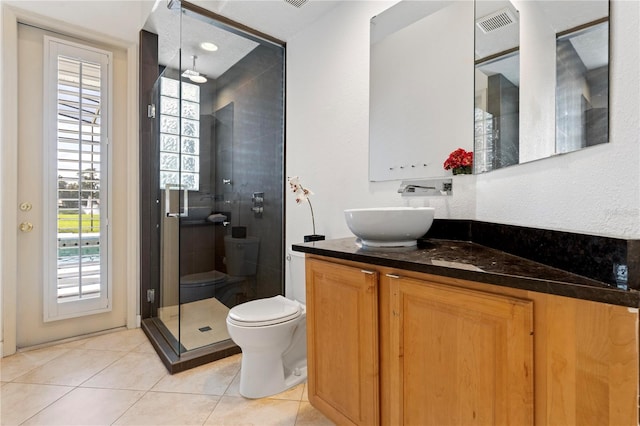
[
  {"x1": 143, "y1": 0, "x2": 285, "y2": 366},
  {"x1": 156, "y1": 68, "x2": 187, "y2": 355}
]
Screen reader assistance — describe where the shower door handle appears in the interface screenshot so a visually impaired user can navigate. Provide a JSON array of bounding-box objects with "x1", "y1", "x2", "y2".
[{"x1": 165, "y1": 184, "x2": 189, "y2": 218}]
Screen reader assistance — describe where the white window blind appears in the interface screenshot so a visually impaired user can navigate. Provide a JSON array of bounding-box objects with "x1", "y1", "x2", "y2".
[{"x1": 43, "y1": 37, "x2": 112, "y2": 321}]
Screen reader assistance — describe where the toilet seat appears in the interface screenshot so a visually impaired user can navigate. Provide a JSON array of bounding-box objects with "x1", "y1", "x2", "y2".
[
  {"x1": 228, "y1": 295, "x2": 302, "y2": 327},
  {"x1": 180, "y1": 270, "x2": 228, "y2": 287}
]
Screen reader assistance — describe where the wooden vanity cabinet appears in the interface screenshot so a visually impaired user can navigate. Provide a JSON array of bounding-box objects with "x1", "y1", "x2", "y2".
[
  {"x1": 305, "y1": 255, "x2": 639, "y2": 425},
  {"x1": 305, "y1": 258, "x2": 380, "y2": 426},
  {"x1": 382, "y1": 274, "x2": 534, "y2": 425}
]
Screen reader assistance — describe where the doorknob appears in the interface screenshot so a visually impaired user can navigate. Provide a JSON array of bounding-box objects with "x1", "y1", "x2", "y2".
[{"x1": 19, "y1": 222, "x2": 34, "y2": 232}]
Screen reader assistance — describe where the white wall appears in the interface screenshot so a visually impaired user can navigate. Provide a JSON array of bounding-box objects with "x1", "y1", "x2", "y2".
[
  {"x1": 284, "y1": 0, "x2": 476, "y2": 298},
  {"x1": 3, "y1": 0, "x2": 153, "y2": 44},
  {"x1": 285, "y1": 0, "x2": 640, "y2": 280},
  {"x1": 476, "y1": 0, "x2": 640, "y2": 237}
]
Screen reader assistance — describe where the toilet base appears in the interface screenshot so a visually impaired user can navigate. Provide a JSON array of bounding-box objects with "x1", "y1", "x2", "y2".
[{"x1": 238, "y1": 352, "x2": 307, "y2": 399}]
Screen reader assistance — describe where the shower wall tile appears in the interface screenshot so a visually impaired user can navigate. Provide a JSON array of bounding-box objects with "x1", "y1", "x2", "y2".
[{"x1": 215, "y1": 45, "x2": 285, "y2": 299}]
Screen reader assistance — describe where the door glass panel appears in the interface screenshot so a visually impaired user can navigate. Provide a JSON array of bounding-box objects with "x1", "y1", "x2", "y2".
[{"x1": 45, "y1": 37, "x2": 111, "y2": 321}]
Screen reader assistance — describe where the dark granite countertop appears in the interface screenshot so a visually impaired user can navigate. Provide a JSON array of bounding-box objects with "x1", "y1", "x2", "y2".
[{"x1": 292, "y1": 237, "x2": 640, "y2": 308}]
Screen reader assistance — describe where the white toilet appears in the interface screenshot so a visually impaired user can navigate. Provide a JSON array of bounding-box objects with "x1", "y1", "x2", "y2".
[
  {"x1": 180, "y1": 236, "x2": 259, "y2": 305},
  {"x1": 226, "y1": 249, "x2": 307, "y2": 399}
]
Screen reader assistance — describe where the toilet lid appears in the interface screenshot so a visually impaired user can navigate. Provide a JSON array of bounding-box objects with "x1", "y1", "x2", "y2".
[
  {"x1": 228, "y1": 295, "x2": 302, "y2": 327},
  {"x1": 180, "y1": 270, "x2": 227, "y2": 286}
]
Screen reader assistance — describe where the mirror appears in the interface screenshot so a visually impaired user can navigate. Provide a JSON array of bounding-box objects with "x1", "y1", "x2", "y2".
[
  {"x1": 474, "y1": 0, "x2": 609, "y2": 173},
  {"x1": 474, "y1": 1, "x2": 520, "y2": 172},
  {"x1": 369, "y1": 1, "x2": 474, "y2": 181}
]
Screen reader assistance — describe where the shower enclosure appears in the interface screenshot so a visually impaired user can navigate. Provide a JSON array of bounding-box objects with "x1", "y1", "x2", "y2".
[{"x1": 139, "y1": 1, "x2": 285, "y2": 372}]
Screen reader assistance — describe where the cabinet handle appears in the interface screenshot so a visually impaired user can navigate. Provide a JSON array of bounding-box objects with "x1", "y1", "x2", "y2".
[
  {"x1": 361, "y1": 270, "x2": 375, "y2": 275},
  {"x1": 386, "y1": 273, "x2": 400, "y2": 279}
]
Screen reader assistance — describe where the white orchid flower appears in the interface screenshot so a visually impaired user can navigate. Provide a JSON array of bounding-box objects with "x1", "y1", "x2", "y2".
[
  {"x1": 288, "y1": 176, "x2": 313, "y2": 204},
  {"x1": 287, "y1": 176, "x2": 317, "y2": 235}
]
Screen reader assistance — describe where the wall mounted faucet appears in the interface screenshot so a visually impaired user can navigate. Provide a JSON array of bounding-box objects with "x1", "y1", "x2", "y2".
[
  {"x1": 398, "y1": 179, "x2": 453, "y2": 196},
  {"x1": 398, "y1": 184, "x2": 436, "y2": 194}
]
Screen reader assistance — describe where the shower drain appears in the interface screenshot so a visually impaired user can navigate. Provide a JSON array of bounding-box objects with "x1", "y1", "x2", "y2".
[{"x1": 199, "y1": 326, "x2": 212, "y2": 332}]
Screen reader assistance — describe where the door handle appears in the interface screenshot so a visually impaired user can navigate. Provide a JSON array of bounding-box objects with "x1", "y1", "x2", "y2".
[
  {"x1": 19, "y1": 222, "x2": 33, "y2": 232},
  {"x1": 165, "y1": 184, "x2": 189, "y2": 218}
]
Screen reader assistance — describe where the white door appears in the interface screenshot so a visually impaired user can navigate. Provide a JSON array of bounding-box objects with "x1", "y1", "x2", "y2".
[{"x1": 15, "y1": 23, "x2": 127, "y2": 348}]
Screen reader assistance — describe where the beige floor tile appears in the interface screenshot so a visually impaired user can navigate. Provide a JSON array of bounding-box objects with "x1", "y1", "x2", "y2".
[
  {"x1": 21, "y1": 387, "x2": 144, "y2": 426},
  {"x1": 13, "y1": 349, "x2": 125, "y2": 386},
  {"x1": 295, "y1": 402, "x2": 335, "y2": 426},
  {"x1": 113, "y1": 391, "x2": 219, "y2": 426},
  {"x1": 0, "y1": 346, "x2": 69, "y2": 382},
  {"x1": 46, "y1": 337, "x2": 94, "y2": 350},
  {"x1": 1, "y1": 383, "x2": 73, "y2": 425},
  {"x1": 224, "y1": 371, "x2": 242, "y2": 397},
  {"x1": 302, "y1": 383, "x2": 309, "y2": 402},
  {"x1": 225, "y1": 369, "x2": 305, "y2": 400},
  {"x1": 81, "y1": 351, "x2": 168, "y2": 391},
  {"x1": 77, "y1": 328, "x2": 148, "y2": 352},
  {"x1": 206, "y1": 395, "x2": 299, "y2": 426},
  {"x1": 269, "y1": 382, "x2": 305, "y2": 401},
  {"x1": 130, "y1": 338, "x2": 157, "y2": 354},
  {"x1": 152, "y1": 353, "x2": 241, "y2": 395}
]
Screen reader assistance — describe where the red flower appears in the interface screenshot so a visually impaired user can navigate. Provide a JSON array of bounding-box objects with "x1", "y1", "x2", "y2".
[{"x1": 443, "y1": 148, "x2": 473, "y2": 170}]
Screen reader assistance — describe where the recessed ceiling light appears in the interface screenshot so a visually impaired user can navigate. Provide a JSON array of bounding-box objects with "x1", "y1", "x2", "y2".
[{"x1": 200, "y1": 42, "x2": 218, "y2": 52}]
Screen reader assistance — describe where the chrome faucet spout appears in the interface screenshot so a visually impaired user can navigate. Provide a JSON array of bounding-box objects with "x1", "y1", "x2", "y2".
[{"x1": 398, "y1": 184, "x2": 436, "y2": 193}]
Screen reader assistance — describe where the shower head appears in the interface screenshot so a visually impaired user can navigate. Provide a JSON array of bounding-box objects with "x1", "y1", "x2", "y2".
[{"x1": 181, "y1": 55, "x2": 207, "y2": 84}]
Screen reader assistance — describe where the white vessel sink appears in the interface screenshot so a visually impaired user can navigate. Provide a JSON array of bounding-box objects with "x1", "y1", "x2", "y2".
[{"x1": 344, "y1": 207, "x2": 435, "y2": 247}]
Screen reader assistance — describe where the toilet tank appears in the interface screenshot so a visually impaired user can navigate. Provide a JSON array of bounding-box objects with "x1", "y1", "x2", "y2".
[
  {"x1": 288, "y1": 248, "x2": 306, "y2": 304},
  {"x1": 224, "y1": 236, "x2": 260, "y2": 276}
]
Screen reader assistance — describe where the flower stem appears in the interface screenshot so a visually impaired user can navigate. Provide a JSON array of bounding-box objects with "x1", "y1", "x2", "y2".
[{"x1": 307, "y1": 198, "x2": 316, "y2": 235}]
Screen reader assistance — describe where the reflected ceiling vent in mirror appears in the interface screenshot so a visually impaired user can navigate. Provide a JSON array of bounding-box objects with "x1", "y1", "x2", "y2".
[
  {"x1": 476, "y1": 8, "x2": 518, "y2": 34},
  {"x1": 284, "y1": 0, "x2": 308, "y2": 8}
]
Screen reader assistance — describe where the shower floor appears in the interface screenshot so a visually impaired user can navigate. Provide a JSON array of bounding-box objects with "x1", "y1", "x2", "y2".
[{"x1": 158, "y1": 297, "x2": 231, "y2": 351}]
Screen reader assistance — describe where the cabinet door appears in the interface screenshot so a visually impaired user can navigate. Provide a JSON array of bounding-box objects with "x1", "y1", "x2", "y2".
[
  {"x1": 386, "y1": 275, "x2": 534, "y2": 425},
  {"x1": 306, "y1": 258, "x2": 379, "y2": 426}
]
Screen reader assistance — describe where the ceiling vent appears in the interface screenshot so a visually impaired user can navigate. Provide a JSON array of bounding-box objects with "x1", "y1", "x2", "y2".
[
  {"x1": 284, "y1": 0, "x2": 308, "y2": 8},
  {"x1": 476, "y1": 8, "x2": 517, "y2": 34}
]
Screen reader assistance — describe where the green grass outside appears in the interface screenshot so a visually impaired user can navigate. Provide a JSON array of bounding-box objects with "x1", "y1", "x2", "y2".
[{"x1": 58, "y1": 214, "x2": 100, "y2": 233}]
